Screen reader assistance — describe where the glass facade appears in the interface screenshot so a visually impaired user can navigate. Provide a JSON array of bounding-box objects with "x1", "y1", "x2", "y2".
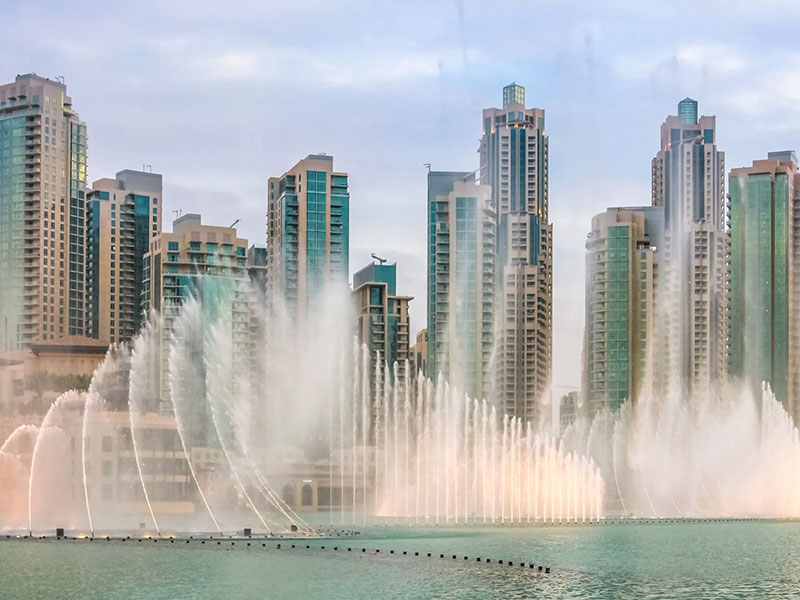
[
  {"x1": 426, "y1": 171, "x2": 471, "y2": 381},
  {"x1": 426, "y1": 176, "x2": 494, "y2": 399},
  {"x1": 585, "y1": 208, "x2": 660, "y2": 416},
  {"x1": 306, "y1": 170, "x2": 327, "y2": 300},
  {"x1": 503, "y1": 83, "x2": 525, "y2": 108},
  {"x1": 606, "y1": 226, "x2": 630, "y2": 408},
  {"x1": 0, "y1": 115, "x2": 26, "y2": 350},
  {"x1": 678, "y1": 97, "x2": 698, "y2": 125},
  {"x1": 68, "y1": 121, "x2": 87, "y2": 335},
  {"x1": 268, "y1": 158, "x2": 349, "y2": 314},
  {"x1": 729, "y1": 166, "x2": 793, "y2": 406},
  {"x1": 455, "y1": 197, "x2": 479, "y2": 386}
]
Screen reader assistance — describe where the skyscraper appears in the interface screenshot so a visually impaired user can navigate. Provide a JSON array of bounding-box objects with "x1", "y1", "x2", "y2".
[
  {"x1": 0, "y1": 74, "x2": 87, "y2": 350},
  {"x1": 352, "y1": 261, "x2": 412, "y2": 383},
  {"x1": 86, "y1": 169, "x2": 162, "y2": 343},
  {"x1": 479, "y1": 83, "x2": 552, "y2": 421},
  {"x1": 583, "y1": 207, "x2": 663, "y2": 416},
  {"x1": 266, "y1": 154, "x2": 349, "y2": 314},
  {"x1": 651, "y1": 98, "x2": 727, "y2": 392},
  {"x1": 426, "y1": 173, "x2": 495, "y2": 399},
  {"x1": 729, "y1": 151, "x2": 800, "y2": 417}
]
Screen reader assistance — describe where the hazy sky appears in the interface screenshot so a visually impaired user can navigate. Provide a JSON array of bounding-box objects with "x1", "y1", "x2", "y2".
[{"x1": 4, "y1": 0, "x2": 800, "y2": 393}]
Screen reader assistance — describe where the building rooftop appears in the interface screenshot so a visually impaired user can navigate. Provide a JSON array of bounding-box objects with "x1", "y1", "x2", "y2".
[
  {"x1": 13, "y1": 73, "x2": 67, "y2": 89},
  {"x1": 767, "y1": 150, "x2": 798, "y2": 166},
  {"x1": 30, "y1": 336, "x2": 109, "y2": 356},
  {"x1": 173, "y1": 213, "x2": 202, "y2": 232}
]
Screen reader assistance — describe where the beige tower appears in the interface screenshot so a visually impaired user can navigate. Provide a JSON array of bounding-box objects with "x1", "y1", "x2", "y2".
[
  {"x1": 142, "y1": 213, "x2": 250, "y2": 412},
  {"x1": 0, "y1": 74, "x2": 88, "y2": 350},
  {"x1": 651, "y1": 98, "x2": 727, "y2": 393},
  {"x1": 479, "y1": 83, "x2": 551, "y2": 422},
  {"x1": 86, "y1": 169, "x2": 163, "y2": 344}
]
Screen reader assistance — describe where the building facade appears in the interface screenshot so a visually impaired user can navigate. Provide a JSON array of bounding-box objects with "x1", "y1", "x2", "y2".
[
  {"x1": 410, "y1": 328, "x2": 427, "y2": 377},
  {"x1": 426, "y1": 170, "x2": 472, "y2": 384},
  {"x1": 651, "y1": 98, "x2": 727, "y2": 393},
  {"x1": 0, "y1": 74, "x2": 87, "y2": 350},
  {"x1": 86, "y1": 169, "x2": 162, "y2": 344},
  {"x1": 583, "y1": 207, "x2": 662, "y2": 416},
  {"x1": 352, "y1": 261, "x2": 412, "y2": 383},
  {"x1": 267, "y1": 154, "x2": 349, "y2": 314},
  {"x1": 729, "y1": 151, "x2": 800, "y2": 416},
  {"x1": 479, "y1": 83, "x2": 552, "y2": 422},
  {"x1": 142, "y1": 214, "x2": 250, "y2": 415},
  {"x1": 426, "y1": 174, "x2": 495, "y2": 399}
]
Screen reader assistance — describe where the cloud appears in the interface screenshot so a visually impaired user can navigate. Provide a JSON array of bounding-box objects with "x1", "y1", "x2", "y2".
[{"x1": 614, "y1": 42, "x2": 748, "y2": 82}]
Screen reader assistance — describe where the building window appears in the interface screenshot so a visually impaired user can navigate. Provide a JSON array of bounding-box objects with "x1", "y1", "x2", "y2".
[{"x1": 301, "y1": 484, "x2": 313, "y2": 506}]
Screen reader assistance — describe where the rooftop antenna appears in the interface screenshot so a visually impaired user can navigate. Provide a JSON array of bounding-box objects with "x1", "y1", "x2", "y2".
[
  {"x1": 423, "y1": 163, "x2": 431, "y2": 172},
  {"x1": 173, "y1": 209, "x2": 182, "y2": 220},
  {"x1": 371, "y1": 253, "x2": 387, "y2": 265},
  {"x1": 230, "y1": 219, "x2": 240, "y2": 228},
  {"x1": 142, "y1": 164, "x2": 152, "y2": 173}
]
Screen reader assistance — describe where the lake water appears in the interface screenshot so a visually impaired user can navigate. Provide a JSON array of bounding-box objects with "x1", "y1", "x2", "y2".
[{"x1": 1, "y1": 520, "x2": 798, "y2": 599}]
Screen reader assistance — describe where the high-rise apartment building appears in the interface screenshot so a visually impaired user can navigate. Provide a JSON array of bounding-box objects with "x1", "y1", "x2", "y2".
[
  {"x1": 651, "y1": 98, "x2": 727, "y2": 392},
  {"x1": 583, "y1": 207, "x2": 663, "y2": 416},
  {"x1": 479, "y1": 83, "x2": 552, "y2": 421},
  {"x1": 352, "y1": 261, "x2": 412, "y2": 382},
  {"x1": 729, "y1": 151, "x2": 800, "y2": 416},
  {"x1": 142, "y1": 213, "x2": 249, "y2": 413},
  {"x1": 426, "y1": 173, "x2": 495, "y2": 399},
  {"x1": 266, "y1": 155, "x2": 349, "y2": 313},
  {"x1": 86, "y1": 169, "x2": 162, "y2": 343},
  {"x1": 0, "y1": 74, "x2": 87, "y2": 350},
  {"x1": 426, "y1": 170, "x2": 472, "y2": 384}
]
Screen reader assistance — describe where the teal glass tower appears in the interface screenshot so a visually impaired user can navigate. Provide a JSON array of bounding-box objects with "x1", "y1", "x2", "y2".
[
  {"x1": 584, "y1": 206, "x2": 663, "y2": 416},
  {"x1": 267, "y1": 155, "x2": 349, "y2": 315},
  {"x1": 729, "y1": 151, "x2": 800, "y2": 417},
  {"x1": 426, "y1": 172, "x2": 495, "y2": 399}
]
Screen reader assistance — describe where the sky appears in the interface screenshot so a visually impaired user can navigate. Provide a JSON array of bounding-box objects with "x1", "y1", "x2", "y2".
[{"x1": 3, "y1": 0, "x2": 800, "y2": 393}]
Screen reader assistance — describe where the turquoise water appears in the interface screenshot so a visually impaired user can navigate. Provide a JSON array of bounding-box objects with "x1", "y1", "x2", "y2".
[{"x1": 1, "y1": 521, "x2": 798, "y2": 599}]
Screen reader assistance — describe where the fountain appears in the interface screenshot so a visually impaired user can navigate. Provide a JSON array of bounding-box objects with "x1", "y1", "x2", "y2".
[{"x1": 3, "y1": 276, "x2": 800, "y2": 538}]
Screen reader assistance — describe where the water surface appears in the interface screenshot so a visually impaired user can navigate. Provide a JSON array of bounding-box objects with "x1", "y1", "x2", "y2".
[{"x1": 0, "y1": 520, "x2": 797, "y2": 599}]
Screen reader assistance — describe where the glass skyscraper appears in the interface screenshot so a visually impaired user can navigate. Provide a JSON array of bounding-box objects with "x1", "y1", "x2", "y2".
[
  {"x1": 267, "y1": 154, "x2": 349, "y2": 315},
  {"x1": 426, "y1": 173, "x2": 495, "y2": 400},
  {"x1": 729, "y1": 151, "x2": 800, "y2": 416},
  {"x1": 584, "y1": 207, "x2": 663, "y2": 416}
]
